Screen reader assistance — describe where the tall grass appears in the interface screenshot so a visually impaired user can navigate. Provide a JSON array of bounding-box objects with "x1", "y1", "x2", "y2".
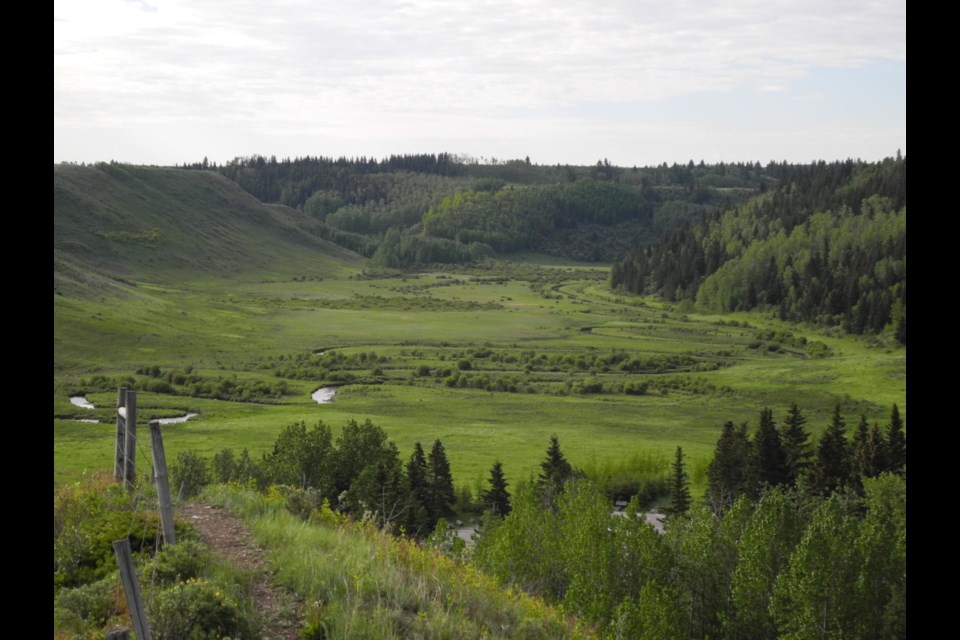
[{"x1": 205, "y1": 484, "x2": 591, "y2": 639}]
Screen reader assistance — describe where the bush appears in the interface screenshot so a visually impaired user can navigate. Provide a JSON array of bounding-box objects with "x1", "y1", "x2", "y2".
[
  {"x1": 152, "y1": 539, "x2": 210, "y2": 584},
  {"x1": 55, "y1": 576, "x2": 119, "y2": 627},
  {"x1": 149, "y1": 578, "x2": 254, "y2": 640},
  {"x1": 172, "y1": 451, "x2": 209, "y2": 499}
]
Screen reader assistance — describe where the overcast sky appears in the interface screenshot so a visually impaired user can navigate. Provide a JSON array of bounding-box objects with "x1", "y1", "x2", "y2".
[{"x1": 54, "y1": 0, "x2": 905, "y2": 167}]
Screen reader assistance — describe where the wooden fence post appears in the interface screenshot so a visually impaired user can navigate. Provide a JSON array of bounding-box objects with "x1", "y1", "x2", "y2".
[
  {"x1": 123, "y1": 390, "x2": 137, "y2": 489},
  {"x1": 113, "y1": 538, "x2": 153, "y2": 640},
  {"x1": 149, "y1": 420, "x2": 177, "y2": 545},
  {"x1": 114, "y1": 388, "x2": 127, "y2": 482}
]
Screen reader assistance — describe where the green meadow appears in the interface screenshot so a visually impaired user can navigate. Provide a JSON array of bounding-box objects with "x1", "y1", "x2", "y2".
[
  {"x1": 53, "y1": 260, "x2": 905, "y2": 490},
  {"x1": 53, "y1": 164, "x2": 905, "y2": 493}
]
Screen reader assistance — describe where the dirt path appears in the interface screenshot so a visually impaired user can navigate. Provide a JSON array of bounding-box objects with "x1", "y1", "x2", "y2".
[{"x1": 179, "y1": 503, "x2": 303, "y2": 639}]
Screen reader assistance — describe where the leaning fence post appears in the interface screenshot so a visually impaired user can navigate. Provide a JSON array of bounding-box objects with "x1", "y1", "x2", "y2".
[
  {"x1": 114, "y1": 388, "x2": 127, "y2": 482},
  {"x1": 113, "y1": 538, "x2": 153, "y2": 640},
  {"x1": 123, "y1": 390, "x2": 137, "y2": 489},
  {"x1": 149, "y1": 420, "x2": 177, "y2": 545}
]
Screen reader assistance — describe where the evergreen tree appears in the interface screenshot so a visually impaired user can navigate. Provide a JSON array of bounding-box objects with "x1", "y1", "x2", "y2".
[
  {"x1": 780, "y1": 403, "x2": 812, "y2": 485},
  {"x1": 537, "y1": 435, "x2": 574, "y2": 506},
  {"x1": 427, "y1": 439, "x2": 456, "y2": 520},
  {"x1": 706, "y1": 421, "x2": 751, "y2": 514},
  {"x1": 752, "y1": 407, "x2": 787, "y2": 491},
  {"x1": 851, "y1": 415, "x2": 886, "y2": 481},
  {"x1": 482, "y1": 460, "x2": 512, "y2": 516},
  {"x1": 348, "y1": 445, "x2": 407, "y2": 530},
  {"x1": 813, "y1": 403, "x2": 850, "y2": 495},
  {"x1": 403, "y1": 442, "x2": 431, "y2": 536},
  {"x1": 667, "y1": 446, "x2": 691, "y2": 517},
  {"x1": 885, "y1": 403, "x2": 906, "y2": 474}
]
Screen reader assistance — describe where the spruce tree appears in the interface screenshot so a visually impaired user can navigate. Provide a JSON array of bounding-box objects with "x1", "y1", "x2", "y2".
[
  {"x1": 814, "y1": 403, "x2": 850, "y2": 495},
  {"x1": 752, "y1": 407, "x2": 787, "y2": 491},
  {"x1": 427, "y1": 439, "x2": 456, "y2": 520},
  {"x1": 780, "y1": 403, "x2": 812, "y2": 485},
  {"x1": 885, "y1": 403, "x2": 906, "y2": 474},
  {"x1": 707, "y1": 421, "x2": 751, "y2": 513},
  {"x1": 667, "y1": 446, "x2": 691, "y2": 517},
  {"x1": 482, "y1": 460, "x2": 512, "y2": 516},
  {"x1": 851, "y1": 415, "x2": 886, "y2": 480},
  {"x1": 537, "y1": 435, "x2": 574, "y2": 506},
  {"x1": 403, "y1": 442, "x2": 431, "y2": 536}
]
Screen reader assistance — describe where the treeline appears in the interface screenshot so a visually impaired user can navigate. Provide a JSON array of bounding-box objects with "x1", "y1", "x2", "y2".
[
  {"x1": 611, "y1": 155, "x2": 906, "y2": 342},
  {"x1": 176, "y1": 419, "x2": 468, "y2": 539},
  {"x1": 181, "y1": 154, "x2": 796, "y2": 264},
  {"x1": 182, "y1": 153, "x2": 464, "y2": 207},
  {"x1": 473, "y1": 403, "x2": 906, "y2": 638}
]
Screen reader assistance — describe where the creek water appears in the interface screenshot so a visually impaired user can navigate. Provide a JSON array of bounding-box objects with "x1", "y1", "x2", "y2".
[{"x1": 311, "y1": 387, "x2": 337, "y2": 404}]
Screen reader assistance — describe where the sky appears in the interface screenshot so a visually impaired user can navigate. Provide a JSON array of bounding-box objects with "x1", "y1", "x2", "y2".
[{"x1": 54, "y1": 0, "x2": 905, "y2": 168}]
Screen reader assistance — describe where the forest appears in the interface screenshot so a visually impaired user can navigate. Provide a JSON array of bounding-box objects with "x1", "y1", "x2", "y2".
[{"x1": 54, "y1": 153, "x2": 906, "y2": 638}]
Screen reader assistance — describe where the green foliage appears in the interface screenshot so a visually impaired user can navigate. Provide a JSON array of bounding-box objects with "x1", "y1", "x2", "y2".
[
  {"x1": 152, "y1": 539, "x2": 211, "y2": 584},
  {"x1": 751, "y1": 407, "x2": 787, "y2": 491},
  {"x1": 727, "y1": 488, "x2": 804, "y2": 639},
  {"x1": 612, "y1": 157, "x2": 907, "y2": 339},
  {"x1": 428, "y1": 439, "x2": 456, "y2": 521},
  {"x1": 771, "y1": 495, "x2": 862, "y2": 638},
  {"x1": 813, "y1": 404, "x2": 851, "y2": 495},
  {"x1": 781, "y1": 403, "x2": 813, "y2": 486},
  {"x1": 666, "y1": 446, "x2": 691, "y2": 517},
  {"x1": 149, "y1": 577, "x2": 255, "y2": 640},
  {"x1": 707, "y1": 421, "x2": 752, "y2": 513},
  {"x1": 172, "y1": 450, "x2": 210, "y2": 499},
  {"x1": 262, "y1": 420, "x2": 333, "y2": 491},
  {"x1": 55, "y1": 576, "x2": 119, "y2": 628},
  {"x1": 537, "y1": 435, "x2": 574, "y2": 507},
  {"x1": 483, "y1": 460, "x2": 512, "y2": 516},
  {"x1": 885, "y1": 403, "x2": 906, "y2": 474}
]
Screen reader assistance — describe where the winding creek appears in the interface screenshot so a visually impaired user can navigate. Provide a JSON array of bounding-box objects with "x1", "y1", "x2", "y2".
[
  {"x1": 65, "y1": 396, "x2": 198, "y2": 425},
  {"x1": 311, "y1": 387, "x2": 337, "y2": 404}
]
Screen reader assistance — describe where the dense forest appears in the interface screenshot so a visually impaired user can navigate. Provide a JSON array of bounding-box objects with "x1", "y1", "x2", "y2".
[
  {"x1": 182, "y1": 154, "x2": 773, "y2": 263},
  {"x1": 610, "y1": 155, "x2": 906, "y2": 342}
]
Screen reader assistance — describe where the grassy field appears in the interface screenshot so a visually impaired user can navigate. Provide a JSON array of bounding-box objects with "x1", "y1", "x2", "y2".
[
  {"x1": 53, "y1": 258, "x2": 906, "y2": 491},
  {"x1": 53, "y1": 164, "x2": 906, "y2": 493}
]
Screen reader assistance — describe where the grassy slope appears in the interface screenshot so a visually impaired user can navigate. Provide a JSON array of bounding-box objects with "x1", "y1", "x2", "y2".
[{"x1": 53, "y1": 165, "x2": 906, "y2": 492}]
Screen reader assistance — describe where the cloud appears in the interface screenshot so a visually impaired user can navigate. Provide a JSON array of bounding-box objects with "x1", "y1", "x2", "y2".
[{"x1": 54, "y1": 0, "x2": 906, "y2": 164}]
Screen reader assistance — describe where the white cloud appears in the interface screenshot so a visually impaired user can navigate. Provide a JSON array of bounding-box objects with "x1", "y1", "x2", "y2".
[{"x1": 54, "y1": 0, "x2": 906, "y2": 164}]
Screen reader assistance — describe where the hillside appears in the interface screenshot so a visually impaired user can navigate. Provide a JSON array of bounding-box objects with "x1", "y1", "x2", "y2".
[
  {"x1": 54, "y1": 163, "x2": 363, "y2": 295},
  {"x1": 611, "y1": 156, "x2": 906, "y2": 342},
  {"x1": 186, "y1": 155, "x2": 771, "y2": 263}
]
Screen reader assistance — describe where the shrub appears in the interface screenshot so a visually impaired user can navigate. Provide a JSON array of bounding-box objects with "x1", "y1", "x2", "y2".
[
  {"x1": 55, "y1": 576, "x2": 119, "y2": 627},
  {"x1": 172, "y1": 451, "x2": 209, "y2": 499},
  {"x1": 152, "y1": 539, "x2": 210, "y2": 584},
  {"x1": 149, "y1": 578, "x2": 254, "y2": 640}
]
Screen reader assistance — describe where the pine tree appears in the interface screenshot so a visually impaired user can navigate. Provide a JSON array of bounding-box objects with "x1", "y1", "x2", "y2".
[
  {"x1": 752, "y1": 407, "x2": 787, "y2": 491},
  {"x1": 814, "y1": 404, "x2": 850, "y2": 495},
  {"x1": 537, "y1": 435, "x2": 574, "y2": 506},
  {"x1": 851, "y1": 415, "x2": 886, "y2": 480},
  {"x1": 403, "y1": 442, "x2": 431, "y2": 536},
  {"x1": 780, "y1": 403, "x2": 812, "y2": 485},
  {"x1": 707, "y1": 421, "x2": 751, "y2": 513},
  {"x1": 885, "y1": 403, "x2": 906, "y2": 474},
  {"x1": 667, "y1": 446, "x2": 691, "y2": 517},
  {"x1": 482, "y1": 460, "x2": 512, "y2": 516},
  {"x1": 427, "y1": 439, "x2": 456, "y2": 520}
]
